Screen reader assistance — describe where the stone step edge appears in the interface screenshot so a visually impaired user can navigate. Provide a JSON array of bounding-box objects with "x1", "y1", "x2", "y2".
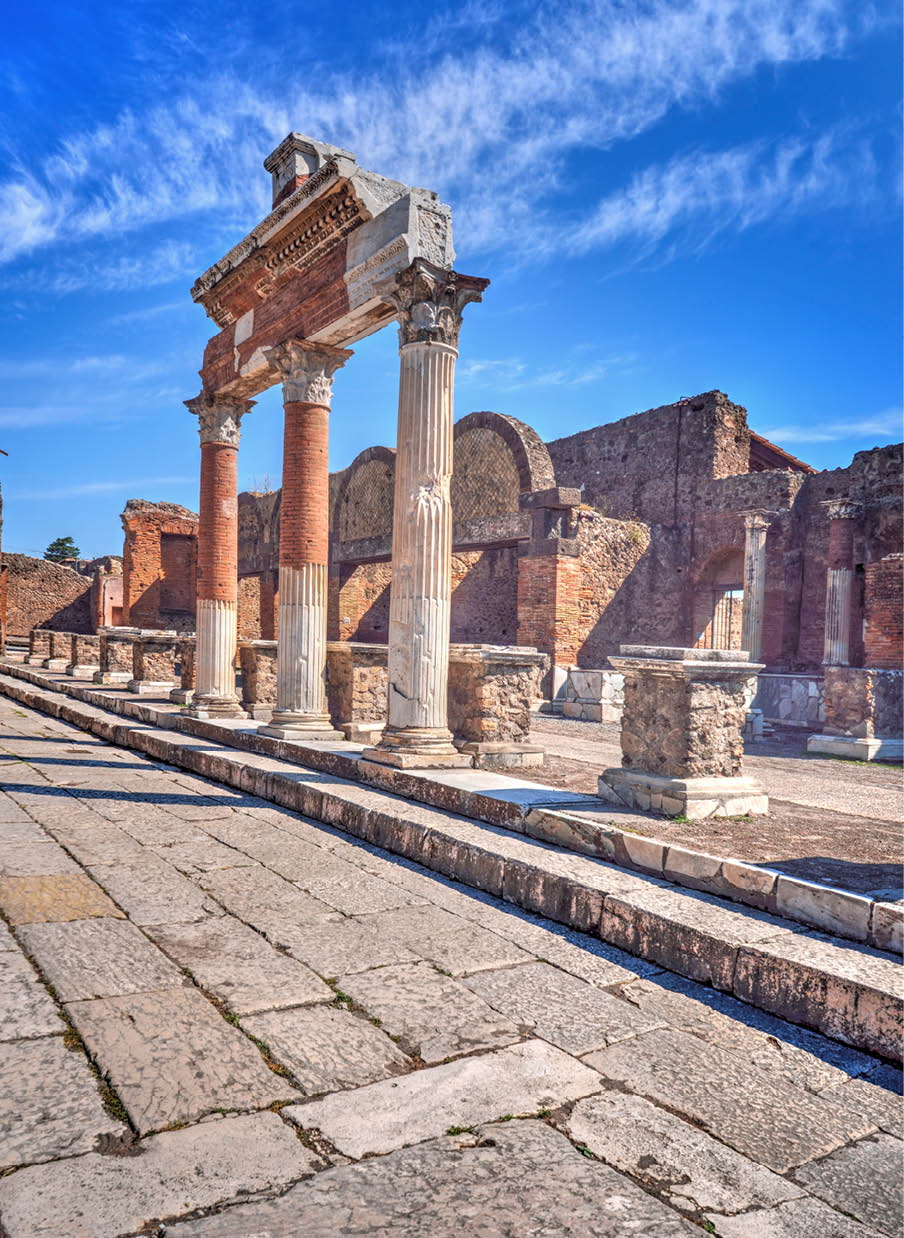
[
  {"x1": 0, "y1": 670, "x2": 900, "y2": 1064},
  {"x1": 1, "y1": 659, "x2": 899, "y2": 957}
]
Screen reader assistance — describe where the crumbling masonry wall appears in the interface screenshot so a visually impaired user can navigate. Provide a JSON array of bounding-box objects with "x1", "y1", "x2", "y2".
[
  {"x1": 2, "y1": 554, "x2": 94, "y2": 636},
  {"x1": 121, "y1": 500, "x2": 198, "y2": 631}
]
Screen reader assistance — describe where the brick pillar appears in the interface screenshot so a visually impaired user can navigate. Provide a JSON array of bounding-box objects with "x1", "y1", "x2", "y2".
[
  {"x1": 366, "y1": 260, "x2": 489, "y2": 769},
  {"x1": 184, "y1": 393, "x2": 254, "y2": 717},
  {"x1": 741, "y1": 512, "x2": 769, "y2": 661},
  {"x1": 516, "y1": 487, "x2": 582, "y2": 705},
  {"x1": 822, "y1": 501, "x2": 860, "y2": 667},
  {"x1": 259, "y1": 340, "x2": 351, "y2": 741}
]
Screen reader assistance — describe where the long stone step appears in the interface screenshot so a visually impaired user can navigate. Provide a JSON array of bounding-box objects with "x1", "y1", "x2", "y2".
[{"x1": 0, "y1": 667, "x2": 900, "y2": 1062}]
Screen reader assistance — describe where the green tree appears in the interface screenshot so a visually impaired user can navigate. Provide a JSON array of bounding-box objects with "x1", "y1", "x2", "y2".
[{"x1": 44, "y1": 536, "x2": 81, "y2": 563}]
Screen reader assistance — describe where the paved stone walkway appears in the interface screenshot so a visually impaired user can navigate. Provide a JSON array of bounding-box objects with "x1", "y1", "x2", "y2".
[{"x1": 0, "y1": 697, "x2": 900, "y2": 1237}]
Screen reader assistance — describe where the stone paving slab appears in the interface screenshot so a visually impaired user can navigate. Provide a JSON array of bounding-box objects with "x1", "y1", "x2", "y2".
[
  {"x1": 820, "y1": 1064, "x2": 903, "y2": 1135},
  {"x1": 0, "y1": 874, "x2": 124, "y2": 924},
  {"x1": 166, "y1": 1119, "x2": 696, "y2": 1237},
  {"x1": 0, "y1": 1111, "x2": 319, "y2": 1238},
  {"x1": 464, "y1": 961, "x2": 665, "y2": 1055},
  {"x1": 708, "y1": 1196, "x2": 887, "y2": 1237},
  {"x1": 356, "y1": 902, "x2": 533, "y2": 976},
  {"x1": 199, "y1": 865, "x2": 340, "y2": 927},
  {"x1": 254, "y1": 914, "x2": 420, "y2": 978},
  {"x1": 616, "y1": 972, "x2": 877, "y2": 1093},
  {"x1": 88, "y1": 853, "x2": 224, "y2": 926},
  {"x1": 43, "y1": 822, "x2": 145, "y2": 866},
  {"x1": 148, "y1": 838, "x2": 258, "y2": 874},
  {"x1": 106, "y1": 807, "x2": 213, "y2": 846},
  {"x1": 146, "y1": 915, "x2": 333, "y2": 1014},
  {"x1": 0, "y1": 1036, "x2": 125, "y2": 1169},
  {"x1": 242, "y1": 1005, "x2": 412, "y2": 1095},
  {"x1": 0, "y1": 950, "x2": 61, "y2": 1040},
  {"x1": 286, "y1": 1040, "x2": 602, "y2": 1158},
  {"x1": 564, "y1": 1091, "x2": 803, "y2": 1216},
  {"x1": 0, "y1": 918, "x2": 15, "y2": 949},
  {"x1": 0, "y1": 840, "x2": 80, "y2": 876},
  {"x1": 17, "y1": 917, "x2": 180, "y2": 1002},
  {"x1": 0, "y1": 818, "x2": 48, "y2": 842},
  {"x1": 587, "y1": 1028, "x2": 876, "y2": 1172},
  {"x1": 792, "y1": 1133, "x2": 904, "y2": 1236},
  {"x1": 65, "y1": 985, "x2": 298, "y2": 1133},
  {"x1": 337, "y1": 961, "x2": 522, "y2": 1062}
]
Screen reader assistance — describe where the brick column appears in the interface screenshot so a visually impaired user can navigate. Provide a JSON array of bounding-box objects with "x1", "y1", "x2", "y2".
[
  {"x1": 365, "y1": 259, "x2": 489, "y2": 769},
  {"x1": 185, "y1": 392, "x2": 253, "y2": 718},
  {"x1": 822, "y1": 501, "x2": 860, "y2": 666},
  {"x1": 741, "y1": 512, "x2": 769, "y2": 661},
  {"x1": 259, "y1": 340, "x2": 351, "y2": 741}
]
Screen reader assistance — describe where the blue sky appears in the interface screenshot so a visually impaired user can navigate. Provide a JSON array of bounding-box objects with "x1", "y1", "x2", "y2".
[{"x1": 0, "y1": 0, "x2": 900, "y2": 558}]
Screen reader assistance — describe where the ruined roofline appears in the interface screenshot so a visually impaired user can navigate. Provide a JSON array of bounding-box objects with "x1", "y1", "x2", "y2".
[
  {"x1": 748, "y1": 430, "x2": 815, "y2": 474},
  {"x1": 122, "y1": 499, "x2": 198, "y2": 522},
  {"x1": 544, "y1": 390, "x2": 743, "y2": 450}
]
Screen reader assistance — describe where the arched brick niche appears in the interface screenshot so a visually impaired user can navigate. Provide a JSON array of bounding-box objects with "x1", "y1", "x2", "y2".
[
  {"x1": 452, "y1": 412, "x2": 555, "y2": 521},
  {"x1": 334, "y1": 446, "x2": 396, "y2": 545},
  {"x1": 692, "y1": 547, "x2": 745, "y2": 650}
]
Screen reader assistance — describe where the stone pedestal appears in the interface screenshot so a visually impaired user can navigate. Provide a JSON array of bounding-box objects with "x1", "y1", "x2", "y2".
[
  {"x1": 259, "y1": 342, "x2": 350, "y2": 743},
  {"x1": 67, "y1": 634, "x2": 101, "y2": 679},
  {"x1": 598, "y1": 645, "x2": 768, "y2": 819},
  {"x1": 26, "y1": 629, "x2": 52, "y2": 665},
  {"x1": 169, "y1": 637, "x2": 196, "y2": 705},
  {"x1": 42, "y1": 631, "x2": 72, "y2": 671},
  {"x1": 808, "y1": 666, "x2": 903, "y2": 763},
  {"x1": 367, "y1": 261, "x2": 488, "y2": 770},
  {"x1": 128, "y1": 632, "x2": 179, "y2": 695},
  {"x1": 447, "y1": 644, "x2": 546, "y2": 769},
  {"x1": 185, "y1": 394, "x2": 253, "y2": 719},
  {"x1": 326, "y1": 642, "x2": 388, "y2": 741},
  {"x1": 94, "y1": 628, "x2": 141, "y2": 684},
  {"x1": 239, "y1": 641, "x2": 278, "y2": 720}
]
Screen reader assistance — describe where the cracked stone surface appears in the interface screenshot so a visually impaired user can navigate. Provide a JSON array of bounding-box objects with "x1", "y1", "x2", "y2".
[
  {"x1": 17, "y1": 916, "x2": 180, "y2": 1002},
  {"x1": 286, "y1": 1041, "x2": 602, "y2": 1158},
  {"x1": 0, "y1": 1036, "x2": 125, "y2": 1169},
  {"x1": 357, "y1": 902, "x2": 532, "y2": 976},
  {"x1": 242, "y1": 1005, "x2": 412, "y2": 1094},
  {"x1": 0, "y1": 950, "x2": 61, "y2": 1040},
  {"x1": 146, "y1": 915, "x2": 333, "y2": 1014},
  {"x1": 337, "y1": 961, "x2": 522, "y2": 1062},
  {"x1": 587, "y1": 1028, "x2": 877, "y2": 1172},
  {"x1": 65, "y1": 986, "x2": 298, "y2": 1132},
  {"x1": 708, "y1": 1196, "x2": 888, "y2": 1237},
  {"x1": 819, "y1": 1064, "x2": 903, "y2": 1134},
  {"x1": 792, "y1": 1133, "x2": 904, "y2": 1236},
  {"x1": 199, "y1": 865, "x2": 339, "y2": 926},
  {"x1": 0, "y1": 1111, "x2": 319, "y2": 1238},
  {"x1": 464, "y1": 960, "x2": 665, "y2": 1054},
  {"x1": 87, "y1": 852, "x2": 222, "y2": 925},
  {"x1": 255, "y1": 913, "x2": 420, "y2": 977}
]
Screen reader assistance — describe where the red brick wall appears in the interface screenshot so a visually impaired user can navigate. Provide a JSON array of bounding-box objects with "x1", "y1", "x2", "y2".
[
  {"x1": 281, "y1": 402, "x2": 330, "y2": 567},
  {"x1": 2, "y1": 553, "x2": 93, "y2": 636},
  {"x1": 121, "y1": 500, "x2": 198, "y2": 629},
  {"x1": 864, "y1": 555, "x2": 903, "y2": 669},
  {"x1": 197, "y1": 444, "x2": 236, "y2": 604}
]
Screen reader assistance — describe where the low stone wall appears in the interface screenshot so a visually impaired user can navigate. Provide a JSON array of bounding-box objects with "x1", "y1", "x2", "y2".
[
  {"x1": 68, "y1": 634, "x2": 101, "y2": 678},
  {"x1": 753, "y1": 672, "x2": 824, "y2": 729},
  {"x1": 326, "y1": 642, "x2": 387, "y2": 729},
  {"x1": 129, "y1": 633, "x2": 180, "y2": 694},
  {"x1": 823, "y1": 666, "x2": 903, "y2": 738},
  {"x1": 238, "y1": 641, "x2": 278, "y2": 717},
  {"x1": 26, "y1": 630, "x2": 52, "y2": 664},
  {"x1": 562, "y1": 667, "x2": 624, "y2": 722}
]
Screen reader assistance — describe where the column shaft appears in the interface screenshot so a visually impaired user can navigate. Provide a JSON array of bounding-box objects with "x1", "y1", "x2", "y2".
[
  {"x1": 822, "y1": 506, "x2": 858, "y2": 666},
  {"x1": 741, "y1": 515, "x2": 768, "y2": 661}
]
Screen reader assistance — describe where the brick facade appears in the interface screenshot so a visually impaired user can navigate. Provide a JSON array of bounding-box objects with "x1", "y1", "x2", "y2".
[
  {"x1": 864, "y1": 554, "x2": 903, "y2": 669},
  {"x1": 121, "y1": 500, "x2": 198, "y2": 630}
]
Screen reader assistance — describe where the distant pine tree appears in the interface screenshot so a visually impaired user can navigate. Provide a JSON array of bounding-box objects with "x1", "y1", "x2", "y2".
[{"x1": 44, "y1": 536, "x2": 81, "y2": 563}]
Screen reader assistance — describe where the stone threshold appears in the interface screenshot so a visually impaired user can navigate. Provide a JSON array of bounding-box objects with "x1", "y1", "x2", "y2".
[
  {"x1": 0, "y1": 663, "x2": 899, "y2": 1063},
  {"x1": 0, "y1": 657, "x2": 899, "y2": 955}
]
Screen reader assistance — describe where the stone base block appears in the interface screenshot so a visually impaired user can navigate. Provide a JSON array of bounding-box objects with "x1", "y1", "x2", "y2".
[
  {"x1": 259, "y1": 723, "x2": 344, "y2": 742},
  {"x1": 243, "y1": 704, "x2": 273, "y2": 721},
  {"x1": 598, "y1": 768, "x2": 769, "y2": 819},
  {"x1": 127, "y1": 680, "x2": 176, "y2": 696},
  {"x1": 340, "y1": 721, "x2": 384, "y2": 743},
  {"x1": 25, "y1": 655, "x2": 48, "y2": 666},
  {"x1": 360, "y1": 748, "x2": 473, "y2": 770},
  {"x1": 66, "y1": 664, "x2": 100, "y2": 680},
  {"x1": 185, "y1": 696, "x2": 247, "y2": 720},
  {"x1": 458, "y1": 742, "x2": 545, "y2": 770},
  {"x1": 42, "y1": 658, "x2": 69, "y2": 671},
  {"x1": 93, "y1": 670, "x2": 131, "y2": 685},
  {"x1": 806, "y1": 734, "x2": 904, "y2": 763},
  {"x1": 562, "y1": 701, "x2": 602, "y2": 722},
  {"x1": 169, "y1": 688, "x2": 194, "y2": 705}
]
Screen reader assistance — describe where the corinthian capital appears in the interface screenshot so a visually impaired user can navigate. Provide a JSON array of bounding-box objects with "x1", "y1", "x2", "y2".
[
  {"x1": 381, "y1": 258, "x2": 489, "y2": 349},
  {"x1": 265, "y1": 339, "x2": 353, "y2": 406},
  {"x1": 824, "y1": 499, "x2": 861, "y2": 521},
  {"x1": 185, "y1": 393, "x2": 255, "y2": 446}
]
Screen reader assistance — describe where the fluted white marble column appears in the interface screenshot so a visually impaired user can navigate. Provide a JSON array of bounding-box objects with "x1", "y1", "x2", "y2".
[
  {"x1": 259, "y1": 340, "x2": 351, "y2": 741},
  {"x1": 367, "y1": 259, "x2": 489, "y2": 767},
  {"x1": 741, "y1": 513, "x2": 769, "y2": 662},
  {"x1": 822, "y1": 500, "x2": 860, "y2": 666},
  {"x1": 185, "y1": 392, "x2": 253, "y2": 718}
]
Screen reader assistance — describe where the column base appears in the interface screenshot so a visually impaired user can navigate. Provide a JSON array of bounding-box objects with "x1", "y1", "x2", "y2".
[
  {"x1": 93, "y1": 670, "x2": 131, "y2": 685},
  {"x1": 184, "y1": 694, "x2": 247, "y2": 720},
  {"x1": 363, "y1": 727, "x2": 473, "y2": 769},
  {"x1": 458, "y1": 741, "x2": 545, "y2": 770},
  {"x1": 25, "y1": 655, "x2": 49, "y2": 666},
  {"x1": 66, "y1": 664, "x2": 100, "y2": 680},
  {"x1": 42, "y1": 658, "x2": 69, "y2": 672},
  {"x1": 257, "y1": 711, "x2": 342, "y2": 742},
  {"x1": 807, "y1": 734, "x2": 903, "y2": 763},
  {"x1": 169, "y1": 688, "x2": 194, "y2": 705},
  {"x1": 127, "y1": 679, "x2": 176, "y2": 696},
  {"x1": 339, "y1": 720, "x2": 385, "y2": 744},
  {"x1": 598, "y1": 768, "x2": 769, "y2": 819}
]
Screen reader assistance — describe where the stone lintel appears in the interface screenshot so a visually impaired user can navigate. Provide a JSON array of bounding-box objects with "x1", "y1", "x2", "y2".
[
  {"x1": 598, "y1": 769, "x2": 768, "y2": 819},
  {"x1": 519, "y1": 487, "x2": 582, "y2": 511}
]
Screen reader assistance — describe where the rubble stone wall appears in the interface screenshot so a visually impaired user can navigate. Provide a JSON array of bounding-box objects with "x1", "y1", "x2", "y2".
[
  {"x1": 621, "y1": 673, "x2": 746, "y2": 779},
  {"x1": 824, "y1": 666, "x2": 903, "y2": 738},
  {"x1": 3, "y1": 554, "x2": 93, "y2": 636}
]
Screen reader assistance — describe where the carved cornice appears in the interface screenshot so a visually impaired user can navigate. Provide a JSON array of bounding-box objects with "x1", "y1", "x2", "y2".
[
  {"x1": 265, "y1": 340, "x2": 353, "y2": 406},
  {"x1": 381, "y1": 259, "x2": 489, "y2": 349},
  {"x1": 185, "y1": 393, "x2": 255, "y2": 447},
  {"x1": 823, "y1": 499, "x2": 862, "y2": 521}
]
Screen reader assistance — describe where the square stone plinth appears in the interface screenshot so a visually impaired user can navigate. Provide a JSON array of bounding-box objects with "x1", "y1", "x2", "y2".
[
  {"x1": 259, "y1": 723, "x2": 344, "y2": 742},
  {"x1": 598, "y1": 769, "x2": 768, "y2": 819},
  {"x1": 360, "y1": 749, "x2": 473, "y2": 770},
  {"x1": 806, "y1": 734, "x2": 903, "y2": 763}
]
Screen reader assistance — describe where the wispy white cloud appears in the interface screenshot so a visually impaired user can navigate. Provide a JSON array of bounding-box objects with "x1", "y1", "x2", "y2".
[
  {"x1": 8, "y1": 476, "x2": 195, "y2": 501},
  {"x1": 0, "y1": 354, "x2": 164, "y2": 381},
  {"x1": 0, "y1": 0, "x2": 886, "y2": 277},
  {"x1": 106, "y1": 299, "x2": 186, "y2": 325},
  {"x1": 757, "y1": 407, "x2": 902, "y2": 443},
  {"x1": 458, "y1": 351, "x2": 636, "y2": 389}
]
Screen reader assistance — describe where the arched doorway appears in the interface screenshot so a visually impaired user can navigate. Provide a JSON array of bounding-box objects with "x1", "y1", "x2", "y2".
[{"x1": 693, "y1": 548, "x2": 745, "y2": 650}]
